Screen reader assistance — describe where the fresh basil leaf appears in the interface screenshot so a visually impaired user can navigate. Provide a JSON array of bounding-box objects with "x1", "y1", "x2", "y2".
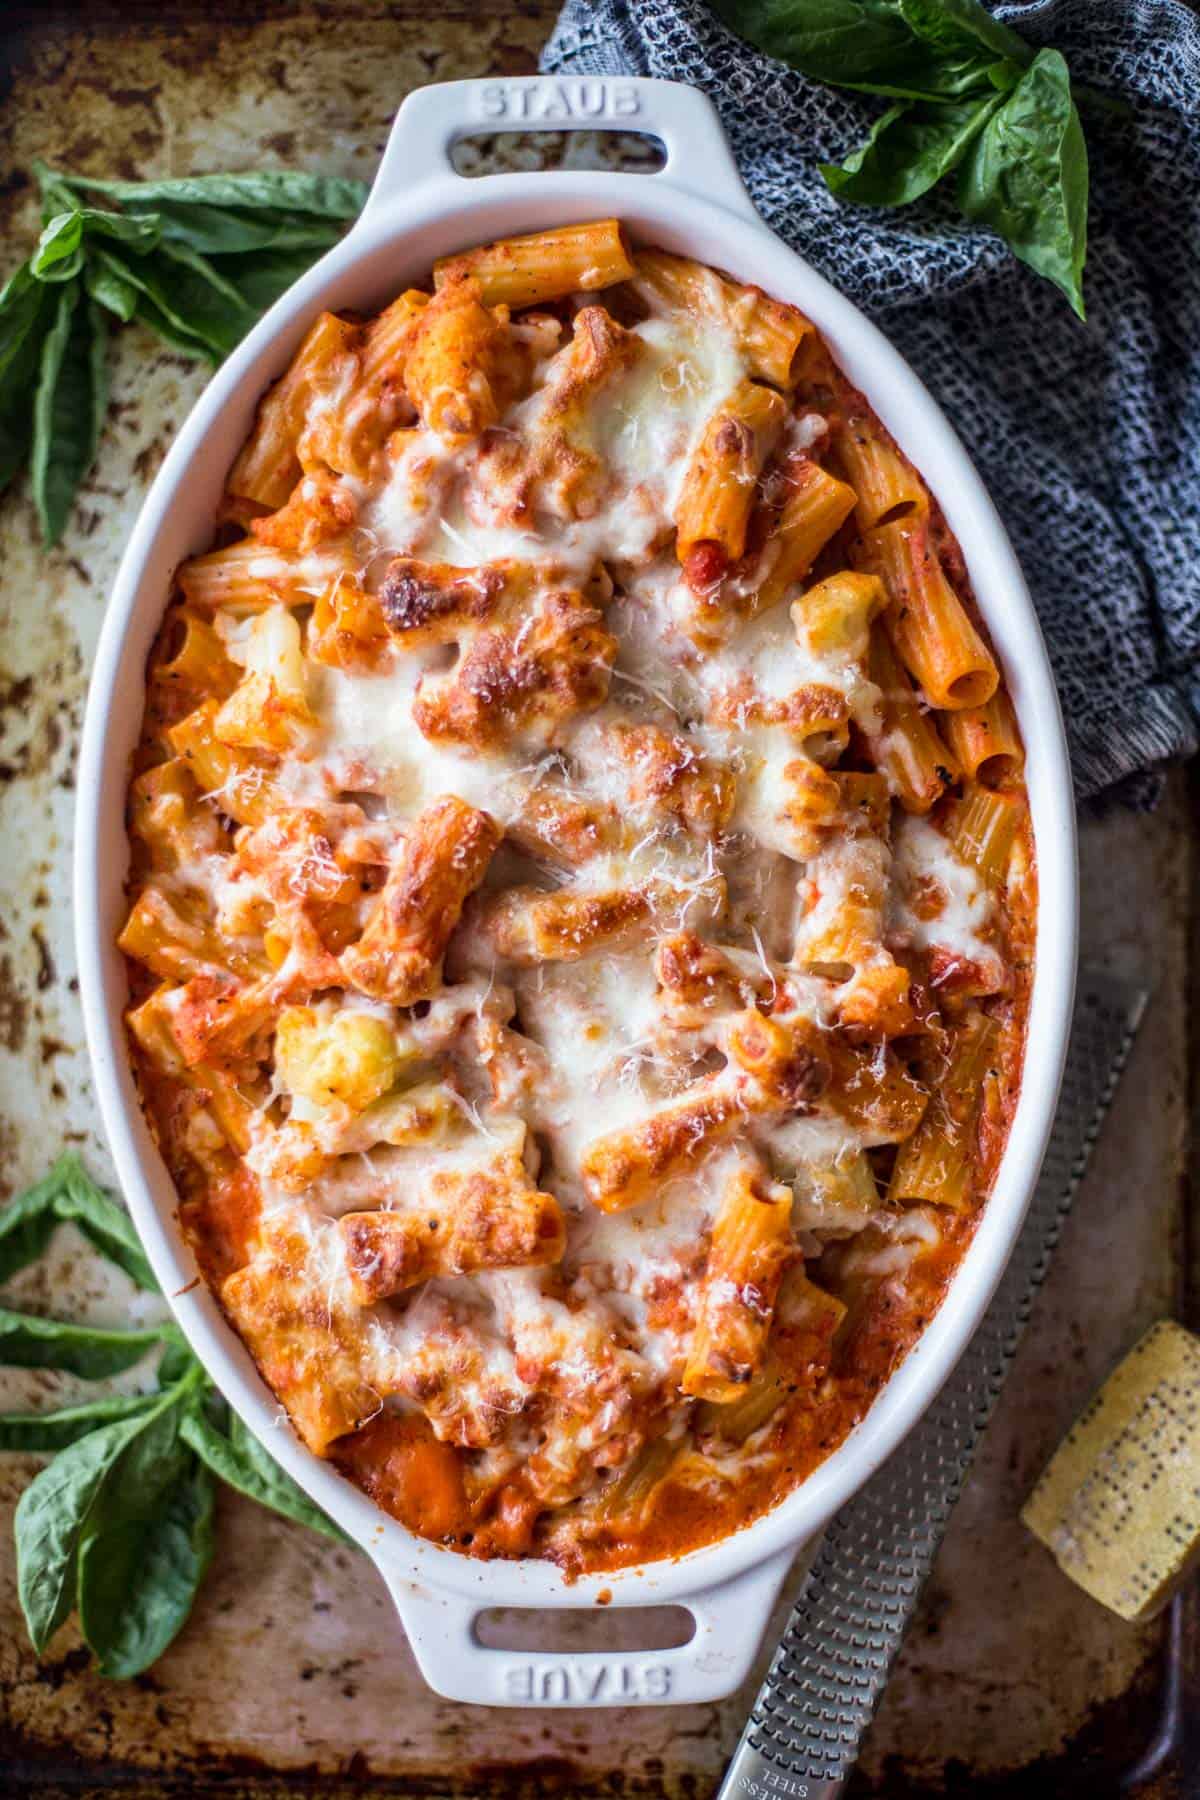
[
  {"x1": 92, "y1": 248, "x2": 214, "y2": 360},
  {"x1": 215, "y1": 244, "x2": 334, "y2": 319},
  {"x1": 0, "y1": 1155, "x2": 158, "y2": 1291},
  {"x1": 89, "y1": 302, "x2": 113, "y2": 477},
  {"x1": 31, "y1": 279, "x2": 105, "y2": 546},
  {"x1": 156, "y1": 1337, "x2": 200, "y2": 1388},
  {"x1": 93, "y1": 248, "x2": 224, "y2": 364},
  {"x1": 0, "y1": 266, "x2": 49, "y2": 490},
  {"x1": 54, "y1": 167, "x2": 369, "y2": 220},
  {"x1": 84, "y1": 256, "x2": 140, "y2": 323},
  {"x1": 132, "y1": 293, "x2": 219, "y2": 362},
  {"x1": 141, "y1": 200, "x2": 346, "y2": 257},
  {"x1": 144, "y1": 245, "x2": 258, "y2": 357},
  {"x1": 84, "y1": 209, "x2": 162, "y2": 251},
  {"x1": 31, "y1": 215, "x2": 85, "y2": 285},
  {"x1": 32, "y1": 160, "x2": 84, "y2": 223},
  {"x1": 0, "y1": 263, "x2": 47, "y2": 364},
  {"x1": 77, "y1": 1456, "x2": 214, "y2": 1678},
  {"x1": 55, "y1": 1156, "x2": 158, "y2": 1293},
  {"x1": 14, "y1": 1396, "x2": 171, "y2": 1651},
  {"x1": 896, "y1": 0, "x2": 1029, "y2": 73},
  {"x1": 0, "y1": 1393, "x2": 159, "y2": 1453},
  {"x1": 0, "y1": 1164, "x2": 64, "y2": 1284},
  {"x1": 0, "y1": 1306, "x2": 165, "y2": 1378},
  {"x1": 956, "y1": 47, "x2": 1088, "y2": 318},
  {"x1": 83, "y1": 1372, "x2": 197, "y2": 1538},
  {"x1": 822, "y1": 90, "x2": 1001, "y2": 204},
  {"x1": 158, "y1": 240, "x2": 248, "y2": 311},
  {"x1": 108, "y1": 239, "x2": 302, "y2": 361},
  {"x1": 38, "y1": 181, "x2": 79, "y2": 227},
  {"x1": 180, "y1": 1407, "x2": 349, "y2": 1543},
  {"x1": 710, "y1": 0, "x2": 997, "y2": 101},
  {"x1": 31, "y1": 208, "x2": 160, "y2": 282}
]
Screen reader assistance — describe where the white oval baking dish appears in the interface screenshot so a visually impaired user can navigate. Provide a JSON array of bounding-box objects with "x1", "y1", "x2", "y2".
[{"x1": 75, "y1": 75, "x2": 1077, "y2": 1709}]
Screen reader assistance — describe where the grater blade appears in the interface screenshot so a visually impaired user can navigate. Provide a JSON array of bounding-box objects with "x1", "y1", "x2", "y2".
[{"x1": 719, "y1": 972, "x2": 1148, "y2": 1800}]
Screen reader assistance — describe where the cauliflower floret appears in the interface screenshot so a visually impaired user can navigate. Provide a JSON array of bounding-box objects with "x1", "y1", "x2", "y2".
[{"x1": 274, "y1": 1005, "x2": 399, "y2": 1113}]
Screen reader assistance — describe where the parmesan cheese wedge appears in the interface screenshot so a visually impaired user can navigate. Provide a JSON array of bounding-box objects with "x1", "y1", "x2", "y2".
[{"x1": 1021, "y1": 1320, "x2": 1200, "y2": 1621}]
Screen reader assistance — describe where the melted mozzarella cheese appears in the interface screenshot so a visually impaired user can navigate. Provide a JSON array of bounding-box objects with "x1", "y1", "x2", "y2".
[
  {"x1": 308, "y1": 653, "x2": 525, "y2": 820},
  {"x1": 511, "y1": 952, "x2": 663, "y2": 1195},
  {"x1": 889, "y1": 814, "x2": 998, "y2": 965}
]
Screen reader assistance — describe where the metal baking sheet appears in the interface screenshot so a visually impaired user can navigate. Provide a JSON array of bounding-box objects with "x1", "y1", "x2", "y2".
[{"x1": 0, "y1": 3, "x2": 1195, "y2": 1792}]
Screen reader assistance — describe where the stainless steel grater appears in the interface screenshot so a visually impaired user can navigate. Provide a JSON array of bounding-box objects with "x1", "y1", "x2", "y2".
[{"x1": 719, "y1": 973, "x2": 1148, "y2": 1800}]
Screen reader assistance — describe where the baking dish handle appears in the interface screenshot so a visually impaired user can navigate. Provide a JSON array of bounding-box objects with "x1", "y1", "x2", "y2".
[
  {"x1": 360, "y1": 76, "x2": 758, "y2": 223},
  {"x1": 382, "y1": 1545, "x2": 794, "y2": 1707}
]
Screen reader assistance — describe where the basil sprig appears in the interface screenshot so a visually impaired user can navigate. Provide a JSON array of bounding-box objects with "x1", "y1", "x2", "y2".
[
  {"x1": 713, "y1": 0, "x2": 1089, "y2": 316},
  {"x1": 0, "y1": 1151, "x2": 157, "y2": 1288},
  {"x1": 0, "y1": 163, "x2": 368, "y2": 546},
  {"x1": 2, "y1": 1155, "x2": 349, "y2": 1679}
]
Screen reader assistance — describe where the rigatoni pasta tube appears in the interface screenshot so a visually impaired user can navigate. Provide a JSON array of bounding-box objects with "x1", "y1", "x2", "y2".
[
  {"x1": 478, "y1": 873, "x2": 723, "y2": 965},
  {"x1": 479, "y1": 885, "x2": 655, "y2": 965},
  {"x1": 946, "y1": 786, "x2": 1023, "y2": 890},
  {"x1": 299, "y1": 291, "x2": 429, "y2": 482},
  {"x1": 790, "y1": 1149, "x2": 879, "y2": 1233},
  {"x1": 228, "y1": 311, "x2": 360, "y2": 509},
  {"x1": 434, "y1": 221, "x2": 635, "y2": 309},
  {"x1": 856, "y1": 517, "x2": 997, "y2": 710},
  {"x1": 832, "y1": 769, "x2": 891, "y2": 834},
  {"x1": 222, "y1": 1233, "x2": 381, "y2": 1455},
  {"x1": 177, "y1": 540, "x2": 308, "y2": 614},
  {"x1": 865, "y1": 621, "x2": 960, "y2": 814},
  {"x1": 790, "y1": 789, "x2": 891, "y2": 981},
  {"x1": 825, "y1": 1038, "x2": 929, "y2": 1144},
  {"x1": 403, "y1": 275, "x2": 520, "y2": 445},
  {"x1": 775, "y1": 755, "x2": 842, "y2": 859},
  {"x1": 695, "y1": 1269, "x2": 845, "y2": 1440},
  {"x1": 888, "y1": 1010, "x2": 1000, "y2": 1211},
  {"x1": 580, "y1": 1079, "x2": 747, "y2": 1213},
  {"x1": 126, "y1": 987, "x2": 255, "y2": 1155},
  {"x1": 724, "y1": 1008, "x2": 832, "y2": 1109},
  {"x1": 127, "y1": 759, "x2": 215, "y2": 868},
  {"x1": 682, "y1": 1163, "x2": 794, "y2": 1402},
  {"x1": 357, "y1": 289, "x2": 430, "y2": 388},
  {"x1": 340, "y1": 795, "x2": 501, "y2": 1004},
  {"x1": 676, "y1": 379, "x2": 787, "y2": 577},
  {"x1": 118, "y1": 887, "x2": 259, "y2": 983},
  {"x1": 695, "y1": 1360, "x2": 788, "y2": 1443},
  {"x1": 591, "y1": 1436, "x2": 678, "y2": 1523},
  {"x1": 792, "y1": 569, "x2": 885, "y2": 661},
  {"x1": 634, "y1": 248, "x2": 814, "y2": 389},
  {"x1": 790, "y1": 782, "x2": 914, "y2": 1036},
  {"x1": 308, "y1": 572, "x2": 390, "y2": 669},
  {"x1": 167, "y1": 698, "x2": 278, "y2": 827},
  {"x1": 942, "y1": 690, "x2": 1024, "y2": 786},
  {"x1": 835, "y1": 411, "x2": 924, "y2": 528},
  {"x1": 751, "y1": 459, "x2": 857, "y2": 613},
  {"x1": 154, "y1": 609, "x2": 237, "y2": 700},
  {"x1": 338, "y1": 1179, "x2": 564, "y2": 1301}
]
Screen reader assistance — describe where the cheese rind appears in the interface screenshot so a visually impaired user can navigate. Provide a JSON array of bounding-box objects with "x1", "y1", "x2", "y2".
[{"x1": 1021, "y1": 1320, "x2": 1200, "y2": 1621}]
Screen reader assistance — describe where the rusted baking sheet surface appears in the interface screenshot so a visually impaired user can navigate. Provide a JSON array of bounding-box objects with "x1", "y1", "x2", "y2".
[{"x1": 0, "y1": 3, "x2": 1195, "y2": 1794}]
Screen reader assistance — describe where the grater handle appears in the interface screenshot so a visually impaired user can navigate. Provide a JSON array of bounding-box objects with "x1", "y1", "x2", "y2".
[{"x1": 719, "y1": 1739, "x2": 844, "y2": 1800}]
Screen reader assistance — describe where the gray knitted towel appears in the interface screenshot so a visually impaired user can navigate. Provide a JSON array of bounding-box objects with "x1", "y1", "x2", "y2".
[{"x1": 542, "y1": 0, "x2": 1200, "y2": 805}]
